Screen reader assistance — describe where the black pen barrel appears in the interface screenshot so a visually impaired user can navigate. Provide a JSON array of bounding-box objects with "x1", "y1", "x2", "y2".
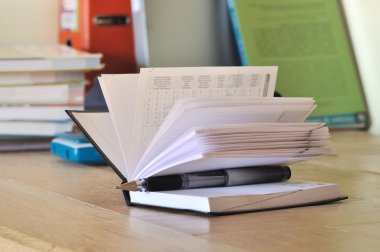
[
  {"x1": 146, "y1": 171, "x2": 227, "y2": 191},
  {"x1": 226, "y1": 166, "x2": 291, "y2": 186},
  {"x1": 144, "y1": 166, "x2": 291, "y2": 191},
  {"x1": 145, "y1": 175, "x2": 184, "y2": 191}
]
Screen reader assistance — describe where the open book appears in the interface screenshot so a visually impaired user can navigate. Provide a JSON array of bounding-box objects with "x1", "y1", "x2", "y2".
[{"x1": 68, "y1": 67, "x2": 345, "y2": 214}]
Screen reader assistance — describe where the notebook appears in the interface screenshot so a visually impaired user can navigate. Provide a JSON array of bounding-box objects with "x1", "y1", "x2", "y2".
[{"x1": 67, "y1": 66, "x2": 345, "y2": 214}]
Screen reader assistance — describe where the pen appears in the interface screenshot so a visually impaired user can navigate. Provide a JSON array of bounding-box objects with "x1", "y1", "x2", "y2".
[{"x1": 118, "y1": 165, "x2": 291, "y2": 192}]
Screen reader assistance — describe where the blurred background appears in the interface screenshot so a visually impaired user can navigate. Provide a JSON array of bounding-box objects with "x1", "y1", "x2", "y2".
[{"x1": 0, "y1": 0, "x2": 379, "y2": 149}]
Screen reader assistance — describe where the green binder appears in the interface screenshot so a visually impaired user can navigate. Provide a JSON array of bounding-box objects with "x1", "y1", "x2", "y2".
[{"x1": 228, "y1": 0, "x2": 368, "y2": 128}]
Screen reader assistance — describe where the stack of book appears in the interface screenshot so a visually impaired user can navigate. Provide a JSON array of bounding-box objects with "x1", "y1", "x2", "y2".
[{"x1": 0, "y1": 45, "x2": 102, "y2": 151}]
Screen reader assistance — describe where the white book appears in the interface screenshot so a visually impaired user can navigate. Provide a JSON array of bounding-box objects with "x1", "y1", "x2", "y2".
[
  {"x1": 0, "y1": 83, "x2": 85, "y2": 105},
  {"x1": 0, "y1": 45, "x2": 102, "y2": 72},
  {"x1": 0, "y1": 121, "x2": 74, "y2": 137},
  {"x1": 67, "y1": 67, "x2": 344, "y2": 214},
  {"x1": 0, "y1": 105, "x2": 82, "y2": 121},
  {"x1": 0, "y1": 71, "x2": 85, "y2": 86},
  {"x1": 130, "y1": 182, "x2": 341, "y2": 213}
]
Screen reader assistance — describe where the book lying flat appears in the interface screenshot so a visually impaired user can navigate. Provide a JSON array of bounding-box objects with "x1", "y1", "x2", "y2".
[
  {"x1": 130, "y1": 182, "x2": 341, "y2": 213},
  {"x1": 67, "y1": 67, "x2": 345, "y2": 214},
  {"x1": 0, "y1": 121, "x2": 74, "y2": 137},
  {"x1": 0, "y1": 71, "x2": 85, "y2": 86},
  {"x1": 0, "y1": 136, "x2": 52, "y2": 151},
  {"x1": 0, "y1": 105, "x2": 82, "y2": 121},
  {"x1": 0, "y1": 45, "x2": 102, "y2": 72},
  {"x1": 0, "y1": 82, "x2": 84, "y2": 105}
]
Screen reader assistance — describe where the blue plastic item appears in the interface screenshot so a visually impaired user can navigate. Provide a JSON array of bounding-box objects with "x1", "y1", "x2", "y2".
[{"x1": 50, "y1": 133, "x2": 106, "y2": 165}]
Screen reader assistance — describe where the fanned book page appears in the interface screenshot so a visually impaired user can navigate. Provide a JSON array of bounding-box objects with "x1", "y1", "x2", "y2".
[
  {"x1": 135, "y1": 97, "x2": 316, "y2": 176},
  {"x1": 137, "y1": 123, "x2": 331, "y2": 179},
  {"x1": 132, "y1": 98, "x2": 320, "y2": 179},
  {"x1": 67, "y1": 111, "x2": 126, "y2": 180},
  {"x1": 97, "y1": 67, "x2": 331, "y2": 180},
  {"x1": 131, "y1": 66, "x2": 278, "y2": 170},
  {"x1": 99, "y1": 74, "x2": 139, "y2": 178},
  {"x1": 100, "y1": 66, "x2": 278, "y2": 179}
]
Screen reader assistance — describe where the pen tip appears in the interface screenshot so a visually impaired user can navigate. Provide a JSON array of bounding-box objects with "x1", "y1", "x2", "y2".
[{"x1": 119, "y1": 181, "x2": 140, "y2": 191}]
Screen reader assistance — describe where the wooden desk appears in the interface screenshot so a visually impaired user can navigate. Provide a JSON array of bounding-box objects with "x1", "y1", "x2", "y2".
[{"x1": 0, "y1": 131, "x2": 379, "y2": 251}]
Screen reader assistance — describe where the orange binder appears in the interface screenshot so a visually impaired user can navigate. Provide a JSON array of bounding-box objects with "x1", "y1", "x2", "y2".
[{"x1": 59, "y1": 0, "x2": 137, "y2": 81}]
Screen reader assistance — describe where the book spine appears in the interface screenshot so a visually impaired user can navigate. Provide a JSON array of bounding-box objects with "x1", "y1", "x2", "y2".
[
  {"x1": 0, "y1": 72, "x2": 85, "y2": 86},
  {"x1": 0, "y1": 83, "x2": 85, "y2": 105},
  {"x1": 0, "y1": 121, "x2": 74, "y2": 137},
  {"x1": 306, "y1": 112, "x2": 368, "y2": 128},
  {"x1": 226, "y1": 0, "x2": 248, "y2": 66},
  {"x1": 0, "y1": 58, "x2": 102, "y2": 72}
]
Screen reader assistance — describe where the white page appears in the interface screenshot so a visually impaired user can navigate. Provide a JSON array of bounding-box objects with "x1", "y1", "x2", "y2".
[
  {"x1": 139, "y1": 128, "x2": 328, "y2": 175},
  {"x1": 138, "y1": 141, "x2": 331, "y2": 178},
  {"x1": 156, "y1": 181, "x2": 336, "y2": 197},
  {"x1": 137, "y1": 125, "x2": 330, "y2": 178},
  {"x1": 138, "y1": 155, "x2": 312, "y2": 178},
  {"x1": 142, "y1": 123, "x2": 329, "y2": 169},
  {"x1": 70, "y1": 112, "x2": 127, "y2": 179},
  {"x1": 201, "y1": 134, "x2": 330, "y2": 144},
  {"x1": 143, "y1": 140, "x2": 329, "y2": 176},
  {"x1": 198, "y1": 129, "x2": 329, "y2": 139},
  {"x1": 193, "y1": 122, "x2": 326, "y2": 135},
  {"x1": 140, "y1": 97, "x2": 315, "y2": 164},
  {"x1": 146, "y1": 142, "x2": 330, "y2": 176},
  {"x1": 152, "y1": 97, "x2": 315, "y2": 140},
  {"x1": 207, "y1": 147, "x2": 332, "y2": 157},
  {"x1": 158, "y1": 97, "x2": 315, "y2": 130},
  {"x1": 134, "y1": 103, "x2": 316, "y2": 177},
  {"x1": 195, "y1": 140, "x2": 329, "y2": 151},
  {"x1": 99, "y1": 74, "x2": 139, "y2": 178},
  {"x1": 131, "y1": 66, "x2": 278, "y2": 170}
]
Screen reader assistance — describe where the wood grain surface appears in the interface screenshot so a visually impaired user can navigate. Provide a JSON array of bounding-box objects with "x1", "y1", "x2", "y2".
[{"x1": 0, "y1": 130, "x2": 379, "y2": 251}]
